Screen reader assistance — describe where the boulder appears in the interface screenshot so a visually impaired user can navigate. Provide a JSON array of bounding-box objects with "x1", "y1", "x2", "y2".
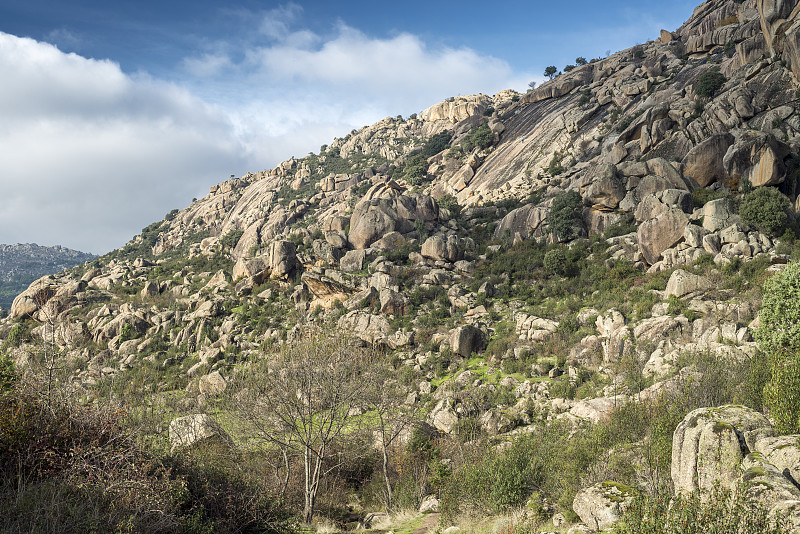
[
  {"x1": 10, "y1": 276, "x2": 57, "y2": 320},
  {"x1": 681, "y1": 133, "x2": 735, "y2": 187},
  {"x1": 702, "y1": 198, "x2": 738, "y2": 232},
  {"x1": 340, "y1": 249, "x2": 367, "y2": 273},
  {"x1": 638, "y1": 209, "x2": 689, "y2": 265},
  {"x1": 581, "y1": 164, "x2": 625, "y2": 210},
  {"x1": 168, "y1": 414, "x2": 229, "y2": 452},
  {"x1": 671, "y1": 405, "x2": 773, "y2": 494},
  {"x1": 429, "y1": 398, "x2": 459, "y2": 434},
  {"x1": 665, "y1": 269, "x2": 712, "y2": 299},
  {"x1": 754, "y1": 434, "x2": 800, "y2": 487},
  {"x1": 198, "y1": 371, "x2": 226, "y2": 396},
  {"x1": 348, "y1": 195, "x2": 438, "y2": 249},
  {"x1": 266, "y1": 240, "x2": 298, "y2": 278},
  {"x1": 450, "y1": 325, "x2": 484, "y2": 357},
  {"x1": 422, "y1": 234, "x2": 465, "y2": 262},
  {"x1": 572, "y1": 482, "x2": 635, "y2": 531},
  {"x1": 337, "y1": 311, "x2": 392, "y2": 345},
  {"x1": 723, "y1": 131, "x2": 788, "y2": 187},
  {"x1": 419, "y1": 494, "x2": 440, "y2": 513}
]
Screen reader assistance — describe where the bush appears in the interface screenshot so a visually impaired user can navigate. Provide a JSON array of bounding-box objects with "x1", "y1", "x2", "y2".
[
  {"x1": 614, "y1": 484, "x2": 792, "y2": 534},
  {"x1": 756, "y1": 261, "x2": 800, "y2": 432},
  {"x1": 694, "y1": 67, "x2": 726, "y2": 98},
  {"x1": 546, "y1": 190, "x2": 584, "y2": 241},
  {"x1": 462, "y1": 124, "x2": 494, "y2": 152},
  {"x1": 544, "y1": 248, "x2": 568, "y2": 275},
  {"x1": 740, "y1": 187, "x2": 791, "y2": 236}
]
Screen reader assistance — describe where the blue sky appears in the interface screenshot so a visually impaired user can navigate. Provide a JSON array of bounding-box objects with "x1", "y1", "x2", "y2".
[{"x1": 0, "y1": 1, "x2": 697, "y2": 253}]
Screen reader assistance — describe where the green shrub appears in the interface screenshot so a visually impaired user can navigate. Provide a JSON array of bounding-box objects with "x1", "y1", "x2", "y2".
[
  {"x1": 544, "y1": 248, "x2": 568, "y2": 275},
  {"x1": 614, "y1": 484, "x2": 792, "y2": 534},
  {"x1": 695, "y1": 67, "x2": 726, "y2": 98},
  {"x1": 756, "y1": 261, "x2": 800, "y2": 432},
  {"x1": 740, "y1": 187, "x2": 792, "y2": 236},
  {"x1": 546, "y1": 190, "x2": 584, "y2": 241},
  {"x1": 462, "y1": 124, "x2": 494, "y2": 152}
]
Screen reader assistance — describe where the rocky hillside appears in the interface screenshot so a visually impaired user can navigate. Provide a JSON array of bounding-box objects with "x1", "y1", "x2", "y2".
[
  {"x1": 0, "y1": 243, "x2": 95, "y2": 311},
  {"x1": 6, "y1": 0, "x2": 800, "y2": 532}
]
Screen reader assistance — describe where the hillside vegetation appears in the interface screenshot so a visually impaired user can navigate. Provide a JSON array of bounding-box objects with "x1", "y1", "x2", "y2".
[{"x1": 5, "y1": 0, "x2": 800, "y2": 532}]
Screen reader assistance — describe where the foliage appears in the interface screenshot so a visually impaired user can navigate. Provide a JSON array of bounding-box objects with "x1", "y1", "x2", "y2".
[
  {"x1": 421, "y1": 131, "x2": 452, "y2": 157},
  {"x1": 0, "y1": 376, "x2": 289, "y2": 534},
  {"x1": 546, "y1": 190, "x2": 584, "y2": 241},
  {"x1": 544, "y1": 66, "x2": 557, "y2": 80},
  {"x1": 695, "y1": 67, "x2": 726, "y2": 98},
  {"x1": 231, "y1": 332, "x2": 378, "y2": 522},
  {"x1": 462, "y1": 124, "x2": 494, "y2": 152},
  {"x1": 756, "y1": 261, "x2": 800, "y2": 432},
  {"x1": 613, "y1": 484, "x2": 792, "y2": 534},
  {"x1": 219, "y1": 229, "x2": 244, "y2": 250},
  {"x1": 437, "y1": 193, "x2": 461, "y2": 217},
  {"x1": 544, "y1": 248, "x2": 568, "y2": 275},
  {"x1": 740, "y1": 186, "x2": 792, "y2": 236}
]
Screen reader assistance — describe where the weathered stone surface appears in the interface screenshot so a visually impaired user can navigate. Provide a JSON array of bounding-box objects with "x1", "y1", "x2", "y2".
[
  {"x1": 702, "y1": 198, "x2": 739, "y2": 232},
  {"x1": 340, "y1": 249, "x2": 367, "y2": 273},
  {"x1": 723, "y1": 130, "x2": 788, "y2": 187},
  {"x1": 672, "y1": 405, "x2": 773, "y2": 494},
  {"x1": 429, "y1": 398, "x2": 459, "y2": 433},
  {"x1": 451, "y1": 325, "x2": 484, "y2": 357},
  {"x1": 682, "y1": 133, "x2": 735, "y2": 187},
  {"x1": 337, "y1": 311, "x2": 391, "y2": 345},
  {"x1": 266, "y1": 240, "x2": 298, "y2": 279},
  {"x1": 638, "y1": 209, "x2": 689, "y2": 265},
  {"x1": 168, "y1": 414, "x2": 228, "y2": 452},
  {"x1": 665, "y1": 269, "x2": 713, "y2": 298},
  {"x1": 581, "y1": 164, "x2": 625, "y2": 210},
  {"x1": 198, "y1": 371, "x2": 226, "y2": 396},
  {"x1": 348, "y1": 195, "x2": 438, "y2": 249},
  {"x1": 573, "y1": 482, "x2": 634, "y2": 531},
  {"x1": 421, "y1": 234, "x2": 465, "y2": 262}
]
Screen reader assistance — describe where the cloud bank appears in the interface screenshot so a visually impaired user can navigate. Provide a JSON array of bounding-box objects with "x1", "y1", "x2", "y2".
[{"x1": 0, "y1": 9, "x2": 530, "y2": 254}]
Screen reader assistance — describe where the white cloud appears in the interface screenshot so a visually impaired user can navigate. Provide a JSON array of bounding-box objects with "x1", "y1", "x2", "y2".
[
  {"x1": 0, "y1": 32, "x2": 250, "y2": 254},
  {"x1": 0, "y1": 13, "x2": 532, "y2": 254}
]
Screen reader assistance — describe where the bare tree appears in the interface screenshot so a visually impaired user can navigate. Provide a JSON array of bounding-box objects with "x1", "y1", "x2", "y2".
[
  {"x1": 232, "y1": 332, "x2": 377, "y2": 523},
  {"x1": 367, "y1": 374, "x2": 422, "y2": 511}
]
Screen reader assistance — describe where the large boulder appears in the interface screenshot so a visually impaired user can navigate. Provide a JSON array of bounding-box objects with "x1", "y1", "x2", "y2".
[
  {"x1": 580, "y1": 164, "x2": 626, "y2": 210},
  {"x1": 681, "y1": 133, "x2": 735, "y2": 187},
  {"x1": 10, "y1": 276, "x2": 58, "y2": 320},
  {"x1": 168, "y1": 414, "x2": 229, "y2": 452},
  {"x1": 723, "y1": 130, "x2": 788, "y2": 188},
  {"x1": 572, "y1": 482, "x2": 635, "y2": 531},
  {"x1": 671, "y1": 405, "x2": 773, "y2": 494},
  {"x1": 450, "y1": 325, "x2": 484, "y2": 357},
  {"x1": 266, "y1": 240, "x2": 298, "y2": 278},
  {"x1": 421, "y1": 234, "x2": 465, "y2": 262},
  {"x1": 702, "y1": 198, "x2": 739, "y2": 232},
  {"x1": 665, "y1": 269, "x2": 712, "y2": 299},
  {"x1": 349, "y1": 195, "x2": 438, "y2": 249},
  {"x1": 638, "y1": 209, "x2": 689, "y2": 265}
]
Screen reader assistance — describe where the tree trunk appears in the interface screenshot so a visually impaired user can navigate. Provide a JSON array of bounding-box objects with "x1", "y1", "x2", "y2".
[{"x1": 382, "y1": 445, "x2": 393, "y2": 511}]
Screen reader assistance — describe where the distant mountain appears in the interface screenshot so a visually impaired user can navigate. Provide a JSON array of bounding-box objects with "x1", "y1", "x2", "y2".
[{"x1": 0, "y1": 243, "x2": 96, "y2": 311}]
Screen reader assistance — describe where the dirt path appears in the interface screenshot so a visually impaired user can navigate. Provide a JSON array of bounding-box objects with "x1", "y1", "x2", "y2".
[{"x1": 411, "y1": 513, "x2": 440, "y2": 534}]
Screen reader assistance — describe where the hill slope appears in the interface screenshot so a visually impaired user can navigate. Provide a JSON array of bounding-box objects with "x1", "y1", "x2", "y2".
[
  {"x1": 0, "y1": 243, "x2": 95, "y2": 310},
  {"x1": 5, "y1": 0, "x2": 800, "y2": 531}
]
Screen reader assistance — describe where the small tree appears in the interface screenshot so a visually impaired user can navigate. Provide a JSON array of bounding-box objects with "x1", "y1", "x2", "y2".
[
  {"x1": 544, "y1": 66, "x2": 558, "y2": 80},
  {"x1": 546, "y1": 190, "x2": 584, "y2": 242},
  {"x1": 740, "y1": 186, "x2": 791, "y2": 236},
  {"x1": 528, "y1": 80, "x2": 537, "y2": 91},
  {"x1": 232, "y1": 332, "x2": 377, "y2": 522},
  {"x1": 575, "y1": 57, "x2": 588, "y2": 66},
  {"x1": 695, "y1": 67, "x2": 726, "y2": 98},
  {"x1": 366, "y1": 374, "x2": 421, "y2": 511}
]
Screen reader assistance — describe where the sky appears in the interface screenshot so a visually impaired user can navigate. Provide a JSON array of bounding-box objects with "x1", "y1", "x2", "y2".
[{"x1": 0, "y1": 0, "x2": 698, "y2": 254}]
